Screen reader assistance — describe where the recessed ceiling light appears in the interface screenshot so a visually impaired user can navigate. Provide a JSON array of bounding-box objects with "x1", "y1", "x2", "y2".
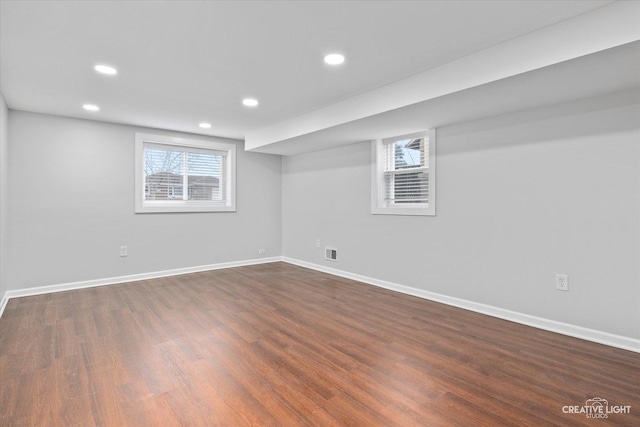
[
  {"x1": 199, "y1": 122, "x2": 211, "y2": 129},
  {"x1": 242, "y1": 98, "x2": 259, "y2": 107},
  {"x1": 94, "y1": 64, "x2": 118, "y2": 75},
  {"x1": 83, "y1": 104, "x2": 100, "y2": 111},
  {"x1": 324, "y1": 53, "x2": 345, "y2": 65}
]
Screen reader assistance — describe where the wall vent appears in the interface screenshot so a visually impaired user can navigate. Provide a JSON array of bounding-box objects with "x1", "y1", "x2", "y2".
[{"x1": 325, "y1": 247, "x2": 338, "y2": 262}]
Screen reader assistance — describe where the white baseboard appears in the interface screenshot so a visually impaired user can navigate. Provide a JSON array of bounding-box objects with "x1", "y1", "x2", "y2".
[
  {"x1": 0, "y1": 293, "x2": 8, "y2": 321},
  {"x1": 282, "y1": 257, "x2": 640, "y2": 353},
  {"x1": 2, "y1": 256, "x2": 638, "y2": 353},
  {"x1": 0, "y1": 256, "x2": 282, "y2": 319}
]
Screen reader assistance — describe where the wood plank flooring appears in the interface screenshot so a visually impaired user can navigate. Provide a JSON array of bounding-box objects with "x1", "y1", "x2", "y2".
[{"x1": 1, "y1": 262, "x2": 638, "y2": 426}]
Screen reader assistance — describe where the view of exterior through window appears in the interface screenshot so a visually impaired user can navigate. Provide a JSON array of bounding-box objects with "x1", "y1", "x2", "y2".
[
  {"x1": 372, "y1": 129, "x2": 435, "y2": 216},
  {"x1": 143, "y1": 145, "x2": 226, "y2": 202}
]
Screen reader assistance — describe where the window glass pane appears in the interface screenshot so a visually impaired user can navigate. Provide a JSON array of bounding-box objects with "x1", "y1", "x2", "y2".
[
  {"x1": 187, "y1": 152, "x2": 223, "y2": 201},
  {"x1": 144, "y1": 147, "x2": 184, "y2": 201},
  {"x1": 393, "y1": 138, "x2": 425, "y2": 170}
]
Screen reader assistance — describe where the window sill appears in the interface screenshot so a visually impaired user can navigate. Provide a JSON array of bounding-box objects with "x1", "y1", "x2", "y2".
[
  {"x1": 371, "y1": 206, "x2": 435, "y2": 216},
  {"x1": 135, "y1": 202, "x2": 236, "y2": 214}
]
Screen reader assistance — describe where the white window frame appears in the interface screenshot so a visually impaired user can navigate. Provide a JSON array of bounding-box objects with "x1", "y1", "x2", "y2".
[
  {"x1": 135, "y1": 132, "x2": 236, "y2": 213},
  {"x1": 371, "y1": 129, "x2": 436, "y2": 216}
]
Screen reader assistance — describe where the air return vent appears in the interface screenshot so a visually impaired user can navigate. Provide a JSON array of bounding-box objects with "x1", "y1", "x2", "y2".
[{"x1": 325, "y1": 247, "x2": 338, "y2": 262}]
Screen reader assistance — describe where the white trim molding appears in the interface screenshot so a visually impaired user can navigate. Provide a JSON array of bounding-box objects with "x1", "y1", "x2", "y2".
[
  {"x1": 371, "y1": 129, "x2": 436, "y2": 216},
  {"x1": 0, "y1": 294, "x2": 8, "y2": 321},
  {"x1": 282, "y1": 257, "x2": 640, "y2": 353},
  {"x1": 135, "y1": 132, "x2": 237, "y2": 213},
  {"x1": 0, "y1": 257, "x2": 281, "y2": 318},
  {"x1": 1, "y1": 256, "x2": 638, "y2": 353}
]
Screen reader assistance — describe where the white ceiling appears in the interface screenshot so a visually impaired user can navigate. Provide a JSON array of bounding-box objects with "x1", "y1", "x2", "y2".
[{"x1": 1, "y1": 0, "x2": 637, "y2": 155}]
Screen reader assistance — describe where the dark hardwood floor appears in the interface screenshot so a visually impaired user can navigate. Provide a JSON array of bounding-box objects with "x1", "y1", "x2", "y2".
[{"x1": 1, "y1": 262, "x2": 638, "y2": 426}]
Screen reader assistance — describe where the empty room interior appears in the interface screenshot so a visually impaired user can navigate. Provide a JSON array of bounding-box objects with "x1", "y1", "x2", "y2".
[{"x1": 1, "y1": 1, "x2": 639, "y2": 426}]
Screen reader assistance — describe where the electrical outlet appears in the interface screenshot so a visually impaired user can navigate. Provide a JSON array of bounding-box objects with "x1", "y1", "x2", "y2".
[
  {"x1": 315, "y1": 239, "x2": 320, "y2": 248},
  {"x1": 120, "y1": 246, "x2": 128, "y2": 257},
  {"x1": 556, "y1": 274, "x2": 569, "y2": 291},
  {"x1": 258, "y1": 249, "x2": 266, "y2": 255}
]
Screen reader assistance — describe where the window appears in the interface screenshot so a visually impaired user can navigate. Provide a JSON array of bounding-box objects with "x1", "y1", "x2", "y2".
[
  {"x1": 371, "y1": 129, "x2": 436, "y2": 216},
  {"x1": 135, "y1": 133, "x2": 236, "y2": 213}
]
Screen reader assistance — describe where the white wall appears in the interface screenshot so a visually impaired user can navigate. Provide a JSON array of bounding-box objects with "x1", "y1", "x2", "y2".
[
  {"x1": 7, "y1": 111, "x2": 282, "y2": 290},
  {"x1": 0, "y1": 93, "x2": 8, "y2": 300},
  {"x1": 4, "y1": 95, "x2": 639, "y2": 344},
  {"x1": 282, "y1": 96, "x2": 640, "y2": 340}
]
